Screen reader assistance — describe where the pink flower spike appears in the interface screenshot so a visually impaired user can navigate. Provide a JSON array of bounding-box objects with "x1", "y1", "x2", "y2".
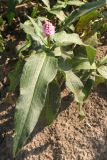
[{"x1": 43, "y1": 21, "x2": 55, "y2": 37}]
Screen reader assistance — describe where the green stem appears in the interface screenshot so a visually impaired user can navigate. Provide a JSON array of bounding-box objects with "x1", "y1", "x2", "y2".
[{"x1": 47, "y1": 36, "x2": 51, "y2": 49}]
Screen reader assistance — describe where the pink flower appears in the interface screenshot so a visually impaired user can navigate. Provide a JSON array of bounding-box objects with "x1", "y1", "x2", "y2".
[{"x1": 43, "y1": 21, "x2": 55, "y2": 36}]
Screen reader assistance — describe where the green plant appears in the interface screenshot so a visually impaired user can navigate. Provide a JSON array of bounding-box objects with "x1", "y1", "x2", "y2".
[
  {"x1": 6, "y1": 0, "x2": 107, "y2": 157},
  {"x1": 0, "y1": 33, "x2": 4, "y2": 53},
  {"x1": 7, "y1": 0, "x2": 22, "y2": 24}
]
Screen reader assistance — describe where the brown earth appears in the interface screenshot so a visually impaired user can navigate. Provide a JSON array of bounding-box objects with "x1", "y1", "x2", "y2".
[{"x1": 0, "y1": 81, "x2": 107, "y2": 160}]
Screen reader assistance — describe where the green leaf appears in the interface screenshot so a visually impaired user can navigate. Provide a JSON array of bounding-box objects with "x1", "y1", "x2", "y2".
[
  {"x1": 7, "y1": 0, "x2": 23, "y2": 24},
  {"x1": 13, "y1": 53, "x2": 57, "y2": 156},
  {"x1": 76, "y1": 11, "x2": 99, "y2": 33},
  {"x1": 53, "y1": 47, "x2": 62, "y2": 57},
  {"x1": 44, "y1": 81, "x2": 60, "y2": 124},
  {"x1": 52, "y1": 0, "x2": 84, "y2": 10},
  {"x1": 97, "y1": 65, "x2": 107, "y2": 79},
  {"x1": 95, "y1": 75, "x2": 105, "y2": 86},
  {"x1": 14, "y1": 0, "x2": 23, "y2": 4},
  {"x1": 49, "y1": 10, "x2": 66, "y2": 21},
  {"x1": 79, "y1": 105, "x2": 85, "y2": 120},
  {"x1": 67, "y1": 0, "x2": 84, "y2": 6},
  {"x1": 52, "y1": 1, "x2": 66, "y2": 10},
  {"x1": 99, "y1": 55, "x2": 107, "y2": 65},
  {"x1": 28, "y1": 16, "x2": 44, "y2": 42},
  {"x1": 8, "y1": 60, "x2": 24, "y2": 92},
  {"x1": 38, "y1": 81, "x2": 61, "y2": 126},
  {"x1": 63, "y1": 0, "x2": 107, "y2": 27},
  {"x1": 65, "y1": 71, "x2": 85, "y2": 103},
  {"x1": 70, "y1": 57, "x2": 96, "y2": 70},
  {"x1": 84, "y1": 33, "x2": 98, "y2": 47},
  {"x1": 41, "y1": 0, "x2": 50, "y2": 9},
  {"x1": 20, "y1": 18, "x2": 43, "y2": 45},
  {"x1": 83, "y1": 79, "x2": 94, "y2": 100},
  {"x1": 17, "y1": 38, "x2": 31, "y2": 56},
  {"x1": 85, "y1": 45, "x2": 96, "y2": 64},
  {"x1": 0, "y1": 33, "x2": 4, "y2": 53},
  {"x1": 52, "y1": 31, "x2": 84, "y2": 46}
]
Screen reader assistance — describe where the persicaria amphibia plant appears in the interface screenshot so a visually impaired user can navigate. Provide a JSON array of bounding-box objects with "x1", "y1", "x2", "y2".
[{"x1": 6, "y1": 0, "x2": 107, "y2": 158}]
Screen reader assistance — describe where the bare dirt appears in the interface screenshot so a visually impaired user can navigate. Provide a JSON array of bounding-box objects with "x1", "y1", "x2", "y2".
[
  {"x1": 0, "y1": 82, "x2": 107, "y2": 160},
  {"x1": 0, "y1": 26, "x2": 107, "y2": 160}
]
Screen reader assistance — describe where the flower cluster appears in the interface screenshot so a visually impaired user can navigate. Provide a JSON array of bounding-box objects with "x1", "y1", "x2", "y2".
[{"x1": 43, "y1": 21, "x2": 55, "y2": 36}]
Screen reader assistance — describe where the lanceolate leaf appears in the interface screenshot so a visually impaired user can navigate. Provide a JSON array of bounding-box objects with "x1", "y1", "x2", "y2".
[
  {"x1": 65, "y1": 71, "x2": 85, "y2": 103},
  {"x1": 13, "y1": 53, "x2": 57, "y2": 156},
  {"x1": 63, "y1": 0, "x2": 107, "y2": 27}
]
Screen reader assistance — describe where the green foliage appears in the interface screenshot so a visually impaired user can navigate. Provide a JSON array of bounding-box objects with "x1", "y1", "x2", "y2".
[
  {"x1": 7, "y1": 0, "x2": 23, "y2": 24},
  {"x1": 52, "y1": 31, "x2": 84, "y2": 46},
  {"x1": 65, "y1": 70, "x2": 85, "y2": 104},
  {"x1": 13, "y1": 52, "x2": 57, "y2": 156},
  {"x1": 2, "y1": 0, "x2": 107, "y2": 157},
  {"x1": 63, "y1": 0, "x2": 107, "y2": 27},
  {"x1": 0, "y1": 33, "x2": 4, "y2": 53}
]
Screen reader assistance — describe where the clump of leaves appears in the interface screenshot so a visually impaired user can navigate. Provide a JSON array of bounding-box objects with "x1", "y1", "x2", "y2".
[{"x1": 6, "y1": 0, "x2": 107, "y2": 157}]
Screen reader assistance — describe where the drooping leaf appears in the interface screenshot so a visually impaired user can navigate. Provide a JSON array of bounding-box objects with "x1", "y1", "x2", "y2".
[
  {"x1": 13, "y1": 52, "x2": 57, "y2": 156},
  {"x1": 97, "y1": 65, "x2": 107, "y2": 79},
  {"x1": 65, "y1": 70, "x2": 85, "y2": 103},
  {"x1": 63, "y1": 0, "x2": 107, "y2": 27},
  {"x1": 8, "y1": 60, "x2": 25, "y2": 92},
  {"x1": 52, "y1": 31, "x2": 84, "y2": 46}
]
